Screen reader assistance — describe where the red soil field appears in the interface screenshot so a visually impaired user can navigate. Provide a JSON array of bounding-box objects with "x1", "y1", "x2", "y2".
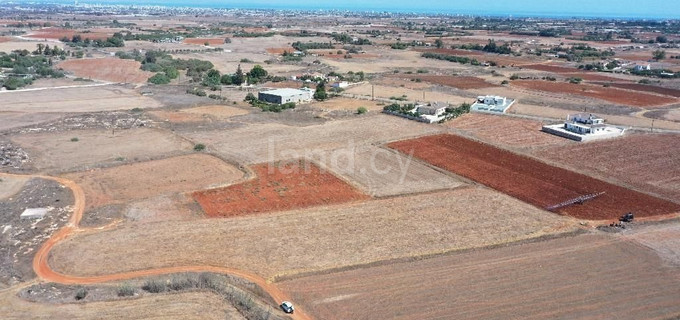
[
  {"x1": 416, "y1": 48, "x2": 484, "y2": 56},
  {"x1": 511, "y1": 80, "x2": 678, "y2": 107},
  {"x1": 58, "y1": 58, "x2": 154, "y2": 83},
  {"x1": 562, "y1": 72, "x2": 630, "y2": 82},
  {"x1": 192, "y1": 160, "x2": 369, "y2": 218},
  {"x1": 388, "y1": 134, "x2": 680, "y2": 220},
  {"x1": 520, "y1": 64, "x2": 580, "y2": 73},
  {"x1": 0, "y1": 36, "x2": 11, "y2": 43},
  {"x1": 592, "y1": 82, "x2": 680, "y2": 98},
  {"x1": 182, "y1": 38, "x2": 225, "y2": 46},
  {"x1": 266, "y1": 47, "x2": 296, "y2": 55},
  {"x1": 393, "y1": 75, "x2": 498, "y2": 89},
  {"x1": 26, "y1": 28, "x2": 112, "y2": 41}
]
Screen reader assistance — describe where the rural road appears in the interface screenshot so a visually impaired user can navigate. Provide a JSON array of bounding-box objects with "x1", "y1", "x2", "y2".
[
  {"x1": 0, "y1": 82, "x2": 113, "y2": 94},
  {"x1": 0, "y1": 172, "x2": 313, "y2": 320}
]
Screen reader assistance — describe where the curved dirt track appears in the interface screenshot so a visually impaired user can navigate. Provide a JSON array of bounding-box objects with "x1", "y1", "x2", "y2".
[{"x1": 0, "y1": 172, "x2": 312, "y2": 320}]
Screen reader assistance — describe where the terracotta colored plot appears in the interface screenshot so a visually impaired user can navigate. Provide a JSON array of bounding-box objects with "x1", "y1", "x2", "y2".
[
  {"x1": 192, "y1": 160, "x2": 369, "y2": 217},
  {"x1": 266, "y1": 47, "x2": 296, "y2": 55},
  {"x1": 182, "y1": 38, "x2": 225, "y2": 45},
  {"x1": 388, "y1": 134, "x2": 680, "y2": 220},
  {"x1": 58, "y1": 57, "x2": 154, "y2": 83},
  {"x1": 27, "y1": 28, "x2": 111, "y2": 40},
  {"x1": 521, "y1": 64, "x2": 580, "y2": 73},
  {"x1": 512, "y1": 80, "x2": 677, "y2": 107},
  {"x1": 592, "y1": 82, "x2": 680, "y2": 98},
  {"x1": 562, "y1": 72, "x2": 629, "y2": 82}
]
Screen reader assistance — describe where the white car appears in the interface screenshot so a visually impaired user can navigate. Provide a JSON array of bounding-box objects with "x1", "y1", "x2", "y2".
[{"x1": 280, "y1": 301, "x2": 295, "y2": 314}]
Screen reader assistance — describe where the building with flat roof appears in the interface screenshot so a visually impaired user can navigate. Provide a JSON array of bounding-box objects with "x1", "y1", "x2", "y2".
[
  {"x1": 258, "y1": 88, "x2": 314, "y2": 104},
  {"x1": 542, "y1": 113, "x2": 625, "y2": 142},
  {"x1": 471, "y1": 95, "x2": 515, "y2": 113}
]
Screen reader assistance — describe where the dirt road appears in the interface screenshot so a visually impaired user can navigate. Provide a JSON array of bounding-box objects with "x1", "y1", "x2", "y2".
[{"x1": 0, "y1": 172, "x2": 312, "y2": 320}]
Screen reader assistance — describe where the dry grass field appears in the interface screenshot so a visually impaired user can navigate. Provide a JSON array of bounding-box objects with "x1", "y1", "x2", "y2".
[
  {"x1": 1, "y1": 290, "x2": 242, "y2": 320},
  {"x1": 345, "y1": 83, "x2": 472, "y2": 105},
  {"x1": 58, "y1": 58, "x2": 155, "y2": 84},
  {"x1": 63, "y1": 154, "x2": 245, "y2": 210},
  {"x1": 0, "y1": 112, "x2": 65, "y2": 131},
  {"x1": 181, "y1": 115, "x2": 442, "y2": 164},
  {"x1": 309, "y1": 98, "x2": 383, "y2": 112},
  {"x1": 280, "y1": 232, "x2": 680, "y2": 320},
  {"x1": 0, "y1": 40, "x2": 63, "y2": 53},
  {"x1": 49, "y1": 187, "x2": 575, "y2": 280},
  {"x1": 11, "y1": 128, "x2": 193, "y2": 172},
  {"x1": 0, "y1": 85, "x2": 162, "y2": 113},
  {"x1": 537, "y1": 134, "x2": 680, "y2": 203},
  {"x1": 180, "y1": 105, "x2": 250, "y2": 119}
]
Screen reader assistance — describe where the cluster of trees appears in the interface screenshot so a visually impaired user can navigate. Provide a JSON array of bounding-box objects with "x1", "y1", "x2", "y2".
[
  {"x1": 331, "y1": 33, "x2": 371, "y2": 45},
  {"x1": 0, "y1": 48, "x2": 64, "y2": 90},
  {"x1": 538, "y1": 29, "x2": 572, "y2": 37},
  {"x1": 31, "y1": 43, "x2": 66, "y2": 57},
  {"x1": 456, "y1": 40, "x2": 512, "y2": 54},
  {"x1": 439, "y1": 102, "x2": 471, "y2": 122},
  {"x1": 244, "y1": 93, "x2": 296, "y2": 112},
  {"x1": 142, "y1": 50, "x2": 213, "y2": 84},
  {"x1": 60, "y1": 33, "x2": 125, "y2": 48},
  {"x1": 216, "y1": 64, "x2": 269, "y2": 86},
  {"x1": 233, "y1": 32, "x2": 275, "y2": 38},
  {"x1": 292, "y1": 41, "x2": 334, "y2": 51},
  {"x1": 421, "y1": 52, "x2": 483, "y2": 66}
]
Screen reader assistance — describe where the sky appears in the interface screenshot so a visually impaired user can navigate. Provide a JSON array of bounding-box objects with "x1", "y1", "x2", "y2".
[{"x1": 27, "y1": 0, "x2": 680, "y2": 19}]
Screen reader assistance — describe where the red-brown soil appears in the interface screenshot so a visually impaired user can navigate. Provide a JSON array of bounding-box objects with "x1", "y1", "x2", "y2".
[
  {"x1": 520, "y1": 64, "x2": 580, "y2": 73},
  {"x1": 511, "y1": 80, "x2": 678, "y2": 107},
  {"x1": 192, "y1": 160, "x2": 369, "y2": 217},
  {"x1": 537, "y1": 134, "x2": 680, "y2": 203},
  {"x1": 58, "y1": 58, "x2": 154, "y2": 83},
  {"x1": 0, "y1": 36, "x2": 11, "y2": 43},
  {"x1": 416, "y1": 48, "x2": 484, "y2": 56},
  {"x1": 266, "y1": 47, "x2": 296, "y2": 55},
  {"x1": 26, "y1": 28, "x2": 112, "y2": 41},
  {"x1": 392, "y1": 75, "x2": 498, "y2": 89},
  {"x1": 388, "y1": 134, "x2": 680, "y2": 220},
  {"x1": 562, "y1": 72, "x2": 630, "y2": 82},
  {"x1": 592, "y1": 82, "x2": 680, "y2": 98},
  {"x1": 182, "y1": 38, "x2": 225, "y2": 46}
]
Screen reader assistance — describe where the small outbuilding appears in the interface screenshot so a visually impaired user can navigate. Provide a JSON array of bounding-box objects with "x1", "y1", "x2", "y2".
[
  {"x1": 471, "y1": 95, "x2": 515, "y2": 113},
  {"x1": 20, "y1": 208, "x2": 49, "y2": 220}
]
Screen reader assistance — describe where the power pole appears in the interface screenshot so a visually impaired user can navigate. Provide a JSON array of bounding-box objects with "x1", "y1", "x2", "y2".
[{"x1": 371, "y1": 85, "x2": 374, "y2": 101}]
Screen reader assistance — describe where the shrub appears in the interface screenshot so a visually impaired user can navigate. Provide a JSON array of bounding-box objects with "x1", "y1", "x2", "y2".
[
  {"x1": 142, "y1": 279, "x2": 166, "y2": 293},
  {"x1": 240, "y1": 58, "x2": 253, "y2": 63},
  {"x1": 74, "y1": 287, "x2": 88, "y2": 301},
  {"x1": 357, "y1": 107, "x2": 368, "y2": 114},
  {"x1": 148, "y1": 73, "x2": 170, "y2": 84},
  {"x1": 569, "y1": 77, "x2": 583, "y2": 84},
  {"x1": 509, "y1": 74, "x2": 520, "y2": 80},
  {"x1": 70, "y1": 137, "x2": 79, "y2": 142},
  {"x1": 501, "y1": 80, "x2": 509, "y2": 85},
  {"x1": 117, "y1": 283, "x2": 135, "y2": 297},
  {"x1": 194, "y1": 144, "x2": 206, "y2": 152}
]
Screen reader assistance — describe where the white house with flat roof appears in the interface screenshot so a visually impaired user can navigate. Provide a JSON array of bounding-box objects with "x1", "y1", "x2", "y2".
[
  {"x1": 471, "y1": 95, "x2": 515, "y2": 113},
  {"x1": 542, "y1": 113, "x2": 625, "y2": 142},
  {"x1": 258, "y1": 88, "x2": 314, "y2": 104}
]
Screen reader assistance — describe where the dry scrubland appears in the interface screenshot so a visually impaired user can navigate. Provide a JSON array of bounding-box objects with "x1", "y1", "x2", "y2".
[
  {"x1": 181, "y1": 115, "x2": 442, "y2": 164},
  {"x1": 0, "y1": 85, "x2": 162, "y2": 113},
  {"x1": 280, "y1": 234, "x2": 680, "y2": 320},
  {"x1": 310, "y1": 98, "x2": 383, "y2": 112},
  {"x1": 63, "y1": 154, "x2": 245, "y2": 210},
  {"x1": 149, "y1": 105, "x2": 250, "y2": 123},
  {"x1": 0, "y1": 290, "x2": 241, "y2": 320},
  {"x1": 11, "y1": 128, "x2": 193, "y2": 172},
  {"x1": 58, "y1": 58, "x2": 155, "y2": 83},
  {"x1": 345, "y1": 83, "x2": 472, "y2": 104},
  {"x1": 49, "y1": 187, "x2": 575, "y2": 280}
]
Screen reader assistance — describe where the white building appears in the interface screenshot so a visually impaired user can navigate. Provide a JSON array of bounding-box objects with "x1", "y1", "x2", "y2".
[
  {"x1": 331, "y1": 81, "x2": 349, "y2": 89},
  {"x1": 258, "y1": 88, "x2": 314, "y2": 104},
  {"x1": 471, "y1": 95, "x2": 516, "y2": 113},
  {"x1": 542, "y1": 113, "x2": 625, "y2": 142}
]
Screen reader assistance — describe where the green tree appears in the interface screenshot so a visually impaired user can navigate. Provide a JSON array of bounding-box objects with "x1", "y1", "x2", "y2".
[
  {"x1": 656, "y1": 36, "x2": 668, "y2": 43},
  {"x1": 434, "y1": 38, "x2": 443, "y2": 49},
  {"x1": 232, "y1": 64, "x2": 245, "y2": 85},
  {"x1": 248, "y1": 65, "x2": 268, "y2": 82},
  {"x1": 2, "y1": 77, "x2": 25, "y2": 90},
  {"x1": 148, "y1": 73, "x2": 171, "y2": 84},
  {"x1": 220, "y1": 74, "x2": 233, "y2": 85},
  {"x1": 163, "y1": 66, "x2": 179, "y2": 79},
  {"x1": 314, "y1": 81, "x2": 328, "y2": 101},
  {"x1": 357, "y1": 107, "x2": 368, "y2": 114},
  {"x1": 653, "y1": 49, "x2": 666, "y2": 61},
  {"x1": 202, "y1": 69, "x2": 221, "y2": 86}
]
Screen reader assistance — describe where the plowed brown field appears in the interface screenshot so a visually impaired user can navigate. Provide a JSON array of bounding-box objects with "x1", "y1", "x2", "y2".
[
  {"x1": 58, "y1": 58, "x2": 154, "y2": 83},
  {"x1": 592, "y1": 82, "x2": 680, "y2": 98},
  {"x1": 520, "y1": 64, "x2": 580, "y2": 73},
  {"x1": 388, "y1": 134, "x2": 680, "y2": 220},
  {"x1": 182, "y1": 38, "x2": 225, "y2": 45},
  {"x1": 512, "y1": 80, "x2": 678, "y2": 107},
  {"x1": 27, "y1": 28, "x2": 112, "y2": 40},
  {"x1": 562, "y1": 72, "x2": 630, "y2": 82},
  {"x1": 193, "y1": 160, "x2": 368, "y2": 217}
]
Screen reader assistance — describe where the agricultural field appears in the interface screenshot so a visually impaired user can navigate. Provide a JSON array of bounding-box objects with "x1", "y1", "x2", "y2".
[
  {"x1": 11, "y1": 128, "x2": 193, "y2": 173},
  {"x1": 391, "y1": 75, "x2": 499, "y2": 90},
  {"x1": 48, "y1": 187, "x2": 574, "y2": 280},
  {"x1": 58, "y1": 58, "x2": 155, "y2": 84},
  {"x1": 193, "y1": 160, "x2": 368, "y2": 217},
  {"x1": 389, "y1": 134, "x2": 680, "y2": 220},
  {"x1": 592, "y1": 82, "x2": 680, "y2": 98},
  {"x1": 309, "y1": 98, "x2": 383, "y2": 112},
  {"x1": 536, "y1": 134, "x2": 680, "y2": 203},
  {"x1": 280, "y1": 233, "x2": 680, "y2": 320},
  {"x1": 64, "y1": 154, "x2": 245, "y2": 210},
  {"x1": 25, "y1": 27, "x2": 115, "y2": 40},
  {"x1": 344, "y1": 83, "x2": 472, "y2": 105},
  {"x1": 511, "y1": 80, "x2": 678, "y2": 107}
]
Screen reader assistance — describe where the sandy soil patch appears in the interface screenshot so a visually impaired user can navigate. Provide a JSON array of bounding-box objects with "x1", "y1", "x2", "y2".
[
  {"x1": 0, "y1": 85, "x2": 162, "y2": 113},
  {"x1": 11, "y1": 128, "x2": 193, "y2": 172},
  {"x1": 58, "y1": 58, "x2": 154, "y2": 84},
  {"x1": 0, "y1": 112, "x2": 64, "y2": 132},
  {"x1": 0, "y1": 175, "x2": 28, "y2": 199},
  {"x1": 49, "y1": 187, "x2": 574, "y2": 279},
  {"x1": 512, "y1": 80, "x2": 678, "y2": 107},
  {"x1": 537, "y1": 133, "x2": 680, "y2": 203},
  {"x1": 25, "y1": 27, "x2": 113, "y2": 41},
  {"x1": 148, "y1": 110, "x2": 208, "y2": 123},
  {"x1": 0, "y1": 36, "x2": 11, "y2": 43},
  {"x1": 1, "y1": 290, "x2": 240, "y2": 320},
  {"x1": 446, "y1": 113, "x2": 569, "y2": 149},
  {"x1": 193, "y1": 160, "x2": 368, "y2": 217},
  {"x1": 182, "y1": 115, "x2": 442, "y2": 164},
  {"x1": 63, "y1": 154, "x2": 244, "y2": 210},
  {"x1": 0, "y1": 40, "x2": 63, "y2": 53},
  {"x1": 281, "y1": 233, "x2": 680, "y2": 320},
  {"x1": 345, "y1": 83, "x2": 472, "y2": 105},
  {"x1": 389, "y1": 134, "x2": 680, "y2": 220},
  {"x1": 309, "y1": 98, "x2": 383, "y2": 111},
  {"x1": 181, "y1": 105, "x2": 250, "y2": 119},
  {"x1": 520, "y1": 63, "x2": 580, "y2": 73}
]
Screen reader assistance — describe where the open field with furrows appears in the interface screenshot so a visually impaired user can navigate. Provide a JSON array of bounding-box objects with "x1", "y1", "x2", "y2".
[
  {"x1": 446, "y1": 113, "x2": 570, "y2": 149},
  {"x1": 621, "y1": 222, "x2": 680, "y2": 267},
  {"x1": 193, "y1": 160, "x2": 368, "y2": 218},
  {"x1": 390, "y1": 75, "x2": 499, "y2": 90},
  {"x1": 311, "y1": 145, "x2": 463, "y2": 197},
  {"x1": 63, "y1": 154, "x2": 245, "y2": 210},
  {"x1": 0, "y1": 85, "x2": 162, "y2": 113},
  {"x1": 0, "y1": 290, "x2": 242, "y2": 320},
  {"x1": 58, "y1": 58, "x2": 155, "y2": 84},
  {"x1": 280, "y1": 232, "x2": 680, "y2": 320},
  {"x1": 181, "y1": 115, "x2": 442, "y2": 164},
  {"x1": 11, "y1": 128, "x2": 193, "y2": 172},
  {"x1": 345, "y1": 83, "x2": 472, "y2": 105},
  {"x1": 174, "y1": 51, "x2": 307, "y2": 76},
  {"x1": 511, "y1": 80, "x2": 678, "y2": 107},
  {"x1": 536, "y1": 134, "x2": 680, "y2": 203},
  {"x1": 49, "y1": 187, "x2": 575, "y2": 280},
  {"x1": 389, "y1": 134, "x2": 680, "y2": 220},
  {"x1": 321, "y1": 49, "x2": 475, "y2": 73}
]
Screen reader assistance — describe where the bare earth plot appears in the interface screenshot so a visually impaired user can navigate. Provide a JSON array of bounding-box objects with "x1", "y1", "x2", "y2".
[
  {"x1": 0, "y1": 40, "x2": 63, "y2": 53},
  {"x1": 49, "y1": 187, "x2": 575, "y2": 281},
  {"x1": 0, "y1": 290, "x2": 241, "y2": 320},
  {"x1": 58, "y1": 58, "x2": 155, "y2": 84},
  {"x1": 0, "y1": 85, "x2": 162, "y2": 113},
  {"x1": 0, "y1": 175, "x2": 28, "y2": 199},
  {"x1": 280, "y1": 233, "x2": 680, "y2": 320},
  {"x1": 313, "y1": 145, "x2": 463, "y2": 197},
  {"x1": 345, "y1": 83, "x2": 472, "y2": 105},
  {"x1": 310, "y1": 98, "x2": 384, "y2": 112},
  {"x1": 446, "y1": 113, "x2": 570, "y2": 149},
  {"x1": 182, "y1": 115, "x2": 442, "y2": 164},
  {"x1": 63, "y1": 154, "x2": 245, "y2": 210},
  {"x1": 621, "y1": 221, "x2": 680, "y2": 267},
  {"x1": 180, "y1": 105, "x2": 250, "y2": 119},
  {"x1": 11, "y1": 128, "x2": 193, "y2": 172},
  {"x1": 537, "y1": 134, "x2": 680, "y2": 203}
]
